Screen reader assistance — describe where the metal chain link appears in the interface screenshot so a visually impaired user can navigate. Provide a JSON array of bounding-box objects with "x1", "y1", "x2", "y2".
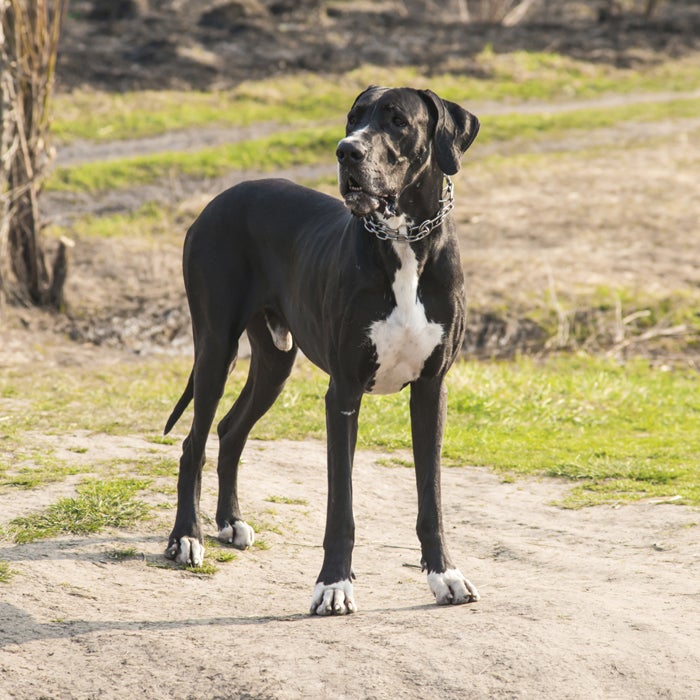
[{"x1": 362, "y1": 177, "x2": 454, "y2": 243}]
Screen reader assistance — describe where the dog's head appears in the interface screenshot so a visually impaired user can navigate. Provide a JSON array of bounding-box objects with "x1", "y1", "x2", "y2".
[{"x1": 337, "y1": 86, "x2": 479, "y2": 217}]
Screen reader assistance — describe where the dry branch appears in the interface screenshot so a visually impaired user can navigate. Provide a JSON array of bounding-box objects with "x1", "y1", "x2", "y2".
[{"x1": 0, "y1": 0, "x2": 68, "y2": 308}]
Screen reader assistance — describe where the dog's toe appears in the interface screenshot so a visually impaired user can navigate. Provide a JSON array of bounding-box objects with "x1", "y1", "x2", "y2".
[
  {"x1": 217, "y1": 520, "x2": 255, "y2": 549},
  {"x1": 310, "y1": 580, "x2": 357, "y2": 616},
  {"x1": 428, "y1": 568, "x2": 480, "y2": 605},
  {"x1": 165, "y1": 537, "x2": 205, "y2": 567}
]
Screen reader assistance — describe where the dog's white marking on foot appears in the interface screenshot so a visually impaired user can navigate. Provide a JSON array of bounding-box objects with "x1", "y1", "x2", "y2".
[
  {"x1": 217, "y1": 520, "x2": 255, "y2": 549},
  {"x1": 428, "y1": 568, "x2": 480, "y2": 605},
  {"x1": 310, "y1": 579, "x2": 357, "y2": 616},
  {"x1": 165, "y1": 537, "x2": 205, "y2": 567},
  {"x1": 369, "y1": 242, "x2": 443, "y2": 394},
  {"x1": 340, "y1": 409, "x2": 356, "y2": 416}
]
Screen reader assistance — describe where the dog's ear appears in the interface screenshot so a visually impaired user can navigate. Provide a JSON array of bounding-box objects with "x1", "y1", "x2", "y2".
[{"x1": 419, "y1": 90, "x2": 480, "y2": 176}]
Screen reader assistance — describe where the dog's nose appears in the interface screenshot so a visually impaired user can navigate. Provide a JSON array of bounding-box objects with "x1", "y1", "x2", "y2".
[{"x1": 336, "y1": 139, "x2": 366, "y2": 164}]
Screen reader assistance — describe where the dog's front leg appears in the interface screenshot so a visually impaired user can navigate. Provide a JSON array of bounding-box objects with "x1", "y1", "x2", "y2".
[
  {"x1": 310, "y1": 380, "x2": 362, "y2": 616},
  {"x1": 410, "y1": 376, "x2": 480, "y2": 605}
]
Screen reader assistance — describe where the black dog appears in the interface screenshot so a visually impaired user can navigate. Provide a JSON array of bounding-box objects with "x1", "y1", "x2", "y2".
[{"x1": 164, "y1": 86, "x2": 480, "y2": 615}]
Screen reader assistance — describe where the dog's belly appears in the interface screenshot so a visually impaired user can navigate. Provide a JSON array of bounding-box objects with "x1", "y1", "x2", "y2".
[{"x1": 368, "y1": 243, "x2": 443, "y2": 395}]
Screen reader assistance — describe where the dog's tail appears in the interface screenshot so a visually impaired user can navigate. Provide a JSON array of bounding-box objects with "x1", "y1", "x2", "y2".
[{"x1": 164, "y1": 370, "x2": 194, "y2": 435}]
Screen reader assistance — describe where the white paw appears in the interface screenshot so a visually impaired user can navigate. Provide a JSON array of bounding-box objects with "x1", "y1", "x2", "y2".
[
  {"x1": 217, "y1": 520, "x2": 255, "y2": 549},
  {"x1": 310, "y1": 579, "x2": 357, "y2": 616},
  {"x1": 428, "y1": 568, "x2": 480, "y2": 605},
  {"x1": 165, "y1": 537, "x2": 205, "y2": 567}
]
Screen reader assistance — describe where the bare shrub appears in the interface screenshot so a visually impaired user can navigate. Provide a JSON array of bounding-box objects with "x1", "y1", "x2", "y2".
[{"x1": 0, "y1": 0, "x2": 69, "y2": 308}]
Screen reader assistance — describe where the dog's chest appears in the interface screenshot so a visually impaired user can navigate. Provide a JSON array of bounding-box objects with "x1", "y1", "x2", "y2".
[{"x1": 367, "y1": 243, "x2": 444, "y2": 395}]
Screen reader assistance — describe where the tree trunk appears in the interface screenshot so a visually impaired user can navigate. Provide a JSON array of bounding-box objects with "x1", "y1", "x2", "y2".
[
  {"x1": 455, "y1": 0, "x2": 469, "y2": 22},
  {"x1": 502, "y1": 0, "x2": 540, "y2": 26},
  {"x1": 0, "y1": 0, "x2": 68, "y2": 309},
  {"x1": 644, "y1": 0, "x2": 664, "y2": 19}
]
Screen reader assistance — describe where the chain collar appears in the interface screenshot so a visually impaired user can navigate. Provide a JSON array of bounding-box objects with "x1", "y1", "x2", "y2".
[{"x1": 362, "y1": 177, "x2": 454, "y2": 243}]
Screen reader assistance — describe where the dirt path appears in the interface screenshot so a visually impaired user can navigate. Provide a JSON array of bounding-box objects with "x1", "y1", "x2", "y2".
[
  {"x1": 54, "y1": 89, "x2": 700, "y2": 169},
  {"x1": 1, "y1": 437, "x2": 698, "y2": 699}
]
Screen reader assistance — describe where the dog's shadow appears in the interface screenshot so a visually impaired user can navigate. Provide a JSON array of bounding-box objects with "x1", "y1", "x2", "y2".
[
  {"x1": 0, "y1": 601, "x2": 446, "y2": 648},
  {"x1": 0, "y1": 536, "x2": 445, "y2": 647}
]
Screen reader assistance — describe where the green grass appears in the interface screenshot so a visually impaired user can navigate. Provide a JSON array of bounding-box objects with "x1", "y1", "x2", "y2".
[
  {"x1": 47, "y1": 97, "x2": 700, "y2": 195},
  {"x1": 51, "y1": 52, "x2": 700, "y2": 143},
  {"x1": 6, "y1": 479, "x2": 151, "y2": 543},
  {"x1": 107, "y1": 546, "x2": 139, "y2": 560},
  {"x1": 3, "y1": 346, "x2": 700, "y2": 509},
  {"x1": 0, "y1": 358, "x2": 191, "y2": 437},
  {"x1": 265, "y1": 495, "x2": 308, "y2": 506},
  {"x1": 483, "y1": 97, "x2": 700, "y2": 144},
  {"x1": 239, "y1": 356, "x2": 700, "y2": 508},
  {"x1": 0, "y1": 560, "x2": 15, "y2": 583},
  {"x1": 204, "y1": 536, "x2": 239, "y2": 563},
  {"x1": 0, "y1": 455, "x2": 85, "y2": 489},
  {"x1": 146, "y1": 557, "x2": 220, "y2": 575},
  {"x1": 1, "y1": 355, "x2": 699, "y2": 508},
  {"x1": 53, "y1": 201, "x2": 182, "y2": 240},
  {"x1": 47, "y1": 126, "x2": 340, "y2": 193}
]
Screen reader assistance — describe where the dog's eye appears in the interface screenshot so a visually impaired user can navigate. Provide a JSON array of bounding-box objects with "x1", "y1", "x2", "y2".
[
  {"x1": 347, "y1": 115, "x2": 357, "y2": 127},
  {"x1": 392, "y1": 115, "x2": 407, "y2": 128}
]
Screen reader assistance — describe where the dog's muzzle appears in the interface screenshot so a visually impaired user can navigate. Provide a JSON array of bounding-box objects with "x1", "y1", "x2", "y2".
[{"x1": 337, "y1": 137, "x2": 391, "y2": 217}]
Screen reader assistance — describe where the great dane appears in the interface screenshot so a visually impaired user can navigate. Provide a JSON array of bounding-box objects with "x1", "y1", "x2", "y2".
[{"x1": 164, "y1": 86, "x2": 480, "y2": 615}]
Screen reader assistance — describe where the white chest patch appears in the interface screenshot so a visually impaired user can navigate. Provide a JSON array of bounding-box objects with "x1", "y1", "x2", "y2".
[{"x1": 368, "y1": 242, "x2": 443, "y2": 394}]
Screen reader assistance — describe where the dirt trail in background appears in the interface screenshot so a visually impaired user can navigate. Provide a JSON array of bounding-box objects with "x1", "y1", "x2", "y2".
[
  {"x1": 54, "y1": 88, "x2": 700, "y2": 168},
  {"x1": 1, "y1": 437, "x2": 698, "y2": 699}
]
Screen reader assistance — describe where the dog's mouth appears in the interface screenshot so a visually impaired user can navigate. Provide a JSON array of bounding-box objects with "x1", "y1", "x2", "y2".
[{"x1": 340, "y1": 176, "x2": 394, "y2": 217}]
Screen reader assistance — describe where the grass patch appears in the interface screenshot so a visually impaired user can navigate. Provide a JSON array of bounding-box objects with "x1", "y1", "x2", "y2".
[
  {"x1": 442, "y1": 357, "x2": 700, "y2": 507},
  {"x1": 185, "y1": 561, "x2": 219, "y2": 575},
  {"x1": 107, "y1": 546, "x2": 139, "y2": 560},
  {"x1": 265, "y1": 495, "x2": 308, "y2": 506},
  {"x1": 7, "y1": 479, "x2": 151, "y2": 544},
  {"x1": 204, "y1": 536, "x2": 239, "y2": 563},
  {"x1": 47, "y1": 126, "x2": 340, "y2": 193},
  {"x1": 130, "y1": 456, "x2": 179, "y2": 478},
  {"x1": 1, "y1": 354, "x2": 698, "y2": 509},
  {"x1": 145, "y1": 433, "x2": 178, "y2": 446},
  {"x1": 146, "y1": 558, "x2": 219, "y2": 575},
  {"x1": 211, "y1": 550, "x2": 237, "y2": 563},
  {"x1": 52, "y1": 201, "x2": 181, "y2": 240},
  {"x1": 51, "y1": 53, "x2": 700, "y2": 143},
  {"x1": 247, "y1": 517, "x2": 282, "y2": 537},
  {"x1": 243, "y1": 356, "x2": 700, "y2": 508},
  {"x1": 0, "y1": 460, "x2": 84, "y2": 489},
  {"x1": 47, "y1": 97, "x2": 700, "y2": 195},
  {"x1": 0, "y1": 358, "x2": 195, "y2": 438},
  {"x1": 376, "y1": 457, "x2": 413, "y2": 469},
  {"x1": 483, "y1": 97, "x2": 700, "y2": 144},
  {"x1": 0, "y1": 560, "x2": 16, "y2": 583}
]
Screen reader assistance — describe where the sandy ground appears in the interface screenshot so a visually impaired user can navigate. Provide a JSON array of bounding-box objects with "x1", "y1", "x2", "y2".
[{"x1": 1, "y1": 437, "x2": 698, "y2": 699}]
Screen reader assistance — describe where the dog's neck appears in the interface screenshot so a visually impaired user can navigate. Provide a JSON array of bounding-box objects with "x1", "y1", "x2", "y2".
[
  {"x1": 363, "y1": 172, "x2": 453, "y2": 244},
  {"x1": 398, "y1": 167, "x2": 446, "y2": 220}
]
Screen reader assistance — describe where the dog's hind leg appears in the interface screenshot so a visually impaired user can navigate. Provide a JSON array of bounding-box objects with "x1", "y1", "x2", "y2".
[
  {"x1": 215, "y1": 311, "x2": 297, "y2": 548},
  {"x1": 166, "y1": 332, "x2": 240, "y2": 566}
]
